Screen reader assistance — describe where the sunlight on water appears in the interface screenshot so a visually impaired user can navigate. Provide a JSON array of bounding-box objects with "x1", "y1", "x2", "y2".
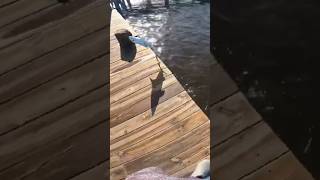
[{"x1": 125, "y1": 0, "x2": 215, "y2": 114}]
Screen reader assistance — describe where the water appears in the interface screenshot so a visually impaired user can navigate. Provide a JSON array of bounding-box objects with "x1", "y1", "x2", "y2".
[{"x1": 125, "y1": 0, "x2": 215, "y2": 114}]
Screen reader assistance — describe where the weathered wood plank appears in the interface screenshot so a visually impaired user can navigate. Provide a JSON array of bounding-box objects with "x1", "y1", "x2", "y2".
[
  {"x1": 0, "y1": 0, "x2": 106, "y2": 75},
  {"x1": 166, "y1": 137, "x2": 210, "y2": 175},
  {"x1": 0, "y1": 85, "x2": 108, "y2": 171},
  {"x1": 209, "y1": 64, "x2": 238, "y2": 105},
  {"x1": 110, "y1": 54, "x2": 166, "y2": 79},
  {"x1": 0, "y1": 121, "x2": 108, "y2": 180},
  {"x1": 111, "y1": 70, "x2": 172, "y2": 104},
  {"x1": 0, "y1": 0, "x2": 17, "y2": 7},
  {"x1": 0, "y1": 29, "x2": 108, "y2": 104},
  {"x1": 172, "y1": 155, "x2": 210, "y2": 177},
  {"x1": 110, "y1": 45, "x2": 149, "y2": 64},
  {"x1": 0, "y1": 0, "x2": 105, "y2": 49},
  {"x1": 110, "y1": 53, "x2": 156, "y2": 74},
  {"x1": 111, "y1": 61, "x2": 169, "y2": 91},
  {"x1": 111, "y1": 122, "x2": 210, "y2": 179},
  {"x1": 241, "y1": 152, "x2": 314, "y2": 180},
  {"x1": 111, "y1": 64, "x2": 171, "y2": 95},
  {"x1": 110, "y1": 81, "x2": 185, "y2": 128},
  {"x1": 0, "y1": 0, "x2": 57, "y2": 28},
  {"x1": 111, "y1": 111, "x2": 207, "y2": 167},
  {"x1": 111, "y1": 100, "x2": 199, "y2": 153},
  {"x1": 212, "y1": 122, "x2": 288, "y2": 180},
  {"x1": 69, "y1": 161, "x2": 109, "y2": 180},
  {"x1": 210, "y1": 92, "x2": 262, "y2": 146},
  {"x1": 0, "y1": 55, "x2": 107, "y2": 135},
  {"x1": 109, "y1": 10, "x2": 210, "y2": 180},
  {"x1": 111, "y1": 91, "x2": 192, "y2": 143},
  {"x1": 112, "y1": 73, "x2": 175, "y2": 105}
]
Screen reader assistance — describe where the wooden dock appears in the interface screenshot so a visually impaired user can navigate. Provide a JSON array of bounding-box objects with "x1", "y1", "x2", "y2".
[
  {"x1": 0, "y1": 0, "x2": 314, "y2": 179},
  {"x1": 110, "y1": 9, "x2": 315, "y2": 180},
  {"x1": 110, "y1": 10, "x2": 210, "y2": 179},
  {"x1": 0, "y1": 1, "x2": 109, "y2": 179}
]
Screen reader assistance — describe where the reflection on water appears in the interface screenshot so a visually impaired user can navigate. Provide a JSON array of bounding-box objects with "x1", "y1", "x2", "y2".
[{"x1": 125, "y1": 0, "x2": 215, "y2": 114}]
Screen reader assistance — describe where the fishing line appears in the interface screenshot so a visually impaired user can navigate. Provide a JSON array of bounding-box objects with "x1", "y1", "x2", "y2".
[{"x1": 129, "y1": 35, "x2": 167, "y2": 74}]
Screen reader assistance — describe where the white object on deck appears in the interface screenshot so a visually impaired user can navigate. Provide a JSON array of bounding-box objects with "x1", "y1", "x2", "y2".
[{"x1": 191, "y1": 159, "x2": 210, "y2": 179}]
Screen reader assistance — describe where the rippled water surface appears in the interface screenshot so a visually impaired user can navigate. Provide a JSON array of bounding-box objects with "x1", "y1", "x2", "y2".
[{"x1": 125, "y1": 0, "x2": 215, "y2": 113}]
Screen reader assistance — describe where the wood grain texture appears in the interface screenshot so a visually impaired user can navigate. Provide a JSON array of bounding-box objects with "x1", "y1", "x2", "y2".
[
  {"x1": 212, "y1": 122, "x2": 289, "y2": 180},
  {"x1": 111, "y1": 80, "x2": 185, "y2": 127},
  {"x1": 0, "y1": 1, "x2": 109, "y2": 179},
  {"x1": 69, "y1": 161, "x2": 109, "y2": 180},
  {"x1": 173, "y1": 155, "x2": 210, "y2": 177},
  {"x1": 0, "y1": 55, "x2": 107, "y2": 135},
  {"x1": 209, "y1": 63, "x2": 238, "y2": 105},
  {"x1": 0, "y1": 0, "x2": 106, "y2": 75},
  {"x1": 0, "y1": 29, "x2": 108, "y2": 104},
  {"x1": 241, "y1": 152, "x2": 314, "y2": 180},
  {"x1": 111, "y1": 122, "x2": 210, "y2": 179},
  {"x1": 0, "y1": 0, "x2": 105, "y2": 49},
  {"x1": 111, "y1": 91, "x2": 192, "y2": 143},
  {"x1": 0, "y1": 121, "x2": 108, "y2": 180},
  {"x1": 110, "y1": 10, "x2": 210, "y2": 179},
  {"x1": 0, "y1": 0, "x2": 57, "y2": 28},
  {"x1": 111, "y1": 110, "x2": 207, "y2": 168},
  {"x1": 0, "y1": 0, "x2": 18, "y2": 7},
  {"x1": 210, "y1": 92, "x2": 262, "y2": 146},
  {"x1": 0, "y1": 85, "x2": 108, "y2": 171}
]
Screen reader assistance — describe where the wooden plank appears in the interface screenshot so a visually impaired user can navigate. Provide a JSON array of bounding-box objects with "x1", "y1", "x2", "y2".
[
  {"x1": 111, "y1": 61, "x2": 169, "y2": 92},
  {"x1": 0, "y1": 29, "x2": 108, "y2": 104},
  {"x1": 111, "y1": 122, "x2": 210, "y2": 179},
  {"x1": 241, "y1": 152, "x2": 314, "y2": 180},
  {"x1": 110, "y1": 45, "x2": 148, "y2": 64},
  {"x1": 110, "y1": 54, "x2": 166, "y2": 79},
  {"x1": 210, "y1": 92, "x2": 262, "y2": 146},
  {"x1": 110, "y1": 53, "x2": 156, "y2": 74},
  {"x1": 0, "y1": 55, "x2": 107, "y2": 135},
  {"x1": 110, "y1": 13, "x2": 134, "y2": 33},
  {"x1": 69, "y1": 161, "x2": 109, "y2": 180},
  {"x1": 212, "y1": 122, "x2": 288, "y2": 180},
  {"x1": 111, "y1": 91, "x2": 192, "y2": 143},
  {"x1": 111, "y1": 73, "x2": 175, "y2": 105},
  {"x1": 209, "y1": 64, "x2": 238, "y2": 105},
  {"x1": 110, "y1": 81, "x2": 185, "y2": 128},
  {"x1": 111, "y1": 100, "x2": 200, "y2": 153},
  {"x1": 0, "y1": 121, "x2": 108, "y2": 180},
  {"x1": 110, "y1": 69, "x2": 172, "y2": 104},
  {"x1": 0, "y1": 0, "x2": 17, "y2": 7},
  {"x1": 0, "y1": 0, "x2": 106, "y2": 49},
  {"x1": 109, "y1": 10, "x2": 210, "y2": 180},
  {"x1": 0, "y1": 0, "x2": 57, "y2": 28},
  {"x1": 110, "y1": 59, "x2": 168, "y2": 85},
  {"x1": 172, "y1": 155, "x2": 210, "y2": 178},
  {"x1": 0, "y1": 85, "x2": 108, "y2": 171},
  {"x1": 0, "y1": 0, "x2": 106, "y2": 75},
  {"x1": 166, "y1": 137, "x2": 210, "y2": 175},
  {"x1": 111, "y1": 64, "x2": 171, "y2": 95},
  {"x1": 111, "y1": 110, "x2": 207, "y2": 168}
]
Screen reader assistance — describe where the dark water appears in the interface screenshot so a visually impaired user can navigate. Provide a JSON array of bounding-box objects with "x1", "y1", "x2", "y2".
[{"x1": 125, "y1": 0, "x2": 215, "y2": 114}]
